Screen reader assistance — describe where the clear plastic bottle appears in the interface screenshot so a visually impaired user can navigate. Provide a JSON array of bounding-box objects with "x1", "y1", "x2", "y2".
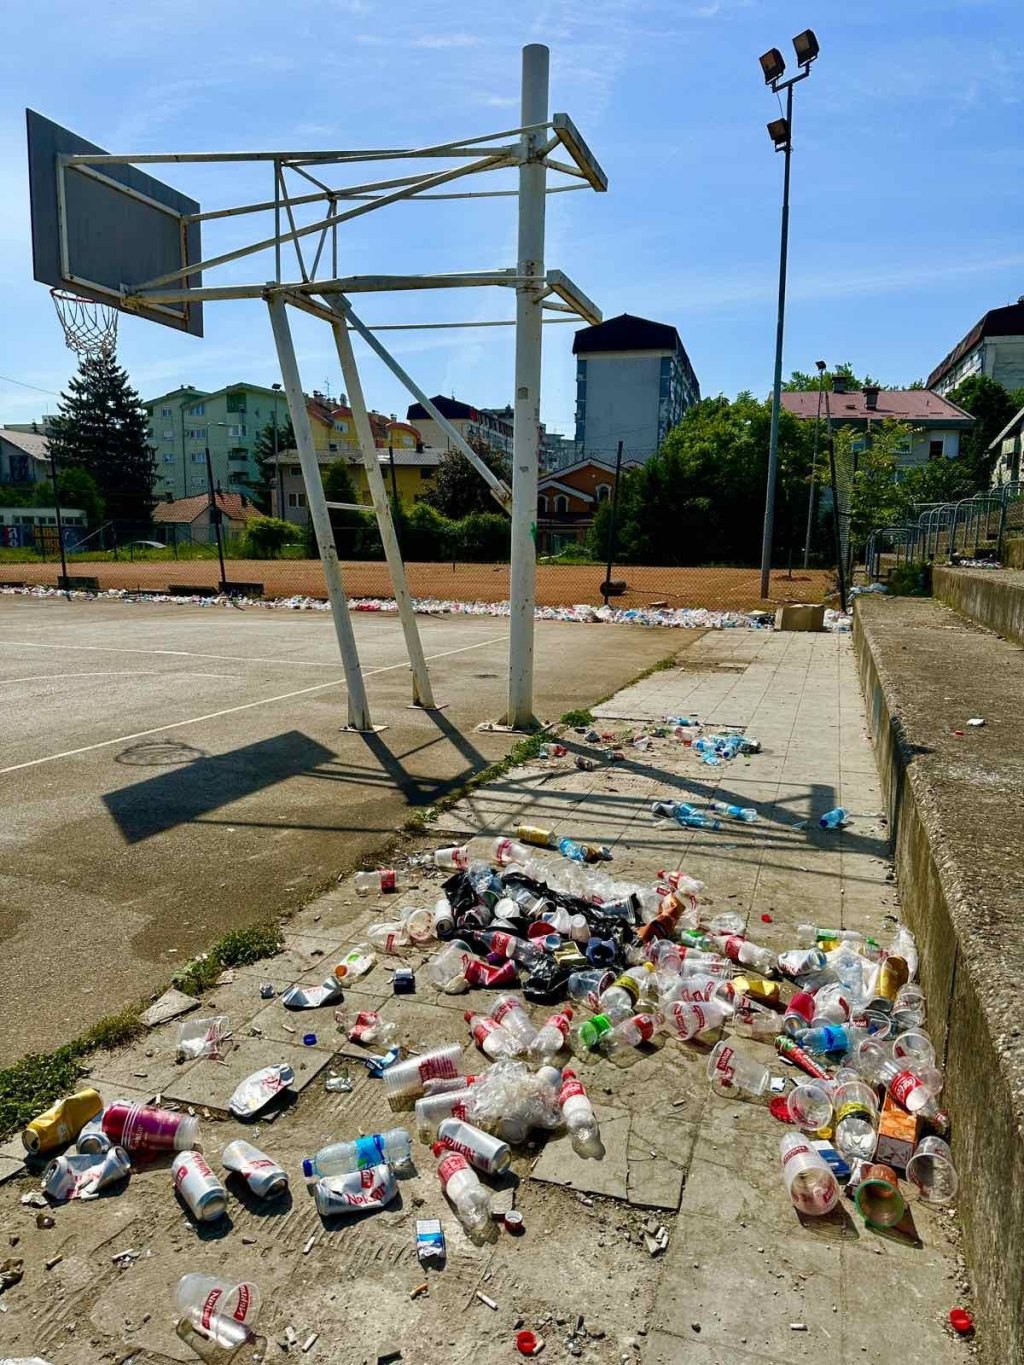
[
  {"x1": 302, "y1": 1128, "x2": 412, "y2": 1179},
  {"x1": 465, "y1": 1011, "x2": 517, "y2": 1059},
  {"x1": 794, "y1": 1023, "x2": 858, "y2": 1055},
  {"x1": 489, "y1": 995, "x2": 538, "y2": 1050},
  {"x1": 599, "y1": 964, "x2": 655, "y2": 1021},
  {"x1": 433, "y1": 844, "x2": 471, "y2": 870},
  {"x1": 530, "y1": 1007, "x2": 574, "y2": 1060},
  {"x1": 832, "y1": 1080, "x2": 879, "y2": 1162},
  {"x1": 335, "y1": 944, "x2": 376, "y2": 980},
  {"x1": 797, "y1": 924, "x2": 864, "y2": 947},
  {"x1": 490, "y1": 835, "x2": 532, "y2": 865},
  {"x1": 559, "y1": 1067, "x2": 601, "y2": 1149},
  {"x1": 572, "y1": 1011, "x2": 613, "y2": 1052},
  {"x1": 433, "y1": 1146, "x2": 493, "y2": 1234},
  {"x1": 708, "y1": 934, "x2": 777, "y2": 977},
  {"x1": 779, "y1": 1131, "x2": 840, "y2": 1215},
  {"x1": 355, "y1": 869, "x2": 410, "y2": 895},
  {"x1": 476, "y1": 931, "x2": 541, "y2": 967},
  {"x1": 819, "y1": 807, "x2": 847, "y2": 830},
  {"x1": 709, "y1": 801, "x2": 758, "y2": 822},
  {"x1": 875, "y1": 1058, "x2": 950, "y2": 1130},
  {"x1": 367, "y1": 920, "x2": 411, "y2": 952},
  {"x1": 175, "y1": 1274, "x2": 261, "y2": 1348},
  {"x1": 600, "y1": 1013, "x2": 657, "y2": 1055}
]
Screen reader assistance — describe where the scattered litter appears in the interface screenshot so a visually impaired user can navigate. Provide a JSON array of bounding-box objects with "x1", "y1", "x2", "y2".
[
  {"x1": 476, "y1": 1291, "x2": 498, "y2": 1310},
  {"x1": 229, "y1": 1064, "x2": 296, "y2": 1120},
  {"x1": 967, "y1": 717, "x2": 985, "y2": 727},
  {"x1": 176, "y1": 1015, "x2": 232, "y2": 1061},
  {"x1": 949, "y1": 1308, "x2": 974, "y2": 1335},
  {"x1": 0, "y1": 1258, "x2": 24, "y2": 1289},
  {"x1": 415, "y1": 1218, "x2": 446, "y2": 1265},
  {"x1": 301, "y1": 1332, "x2": 319, "y2": 1352}
]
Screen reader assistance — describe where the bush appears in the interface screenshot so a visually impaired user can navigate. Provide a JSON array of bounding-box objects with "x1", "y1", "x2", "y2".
[
  {"x1": 453, "y1": 511, "x2": 510, "y2": 562},
  {"x1": 403, "y1": 503, "x2": 457, "y2": 560},
  {"x1": 242, "y1": 515, "x2": 303, "y2": 558}
]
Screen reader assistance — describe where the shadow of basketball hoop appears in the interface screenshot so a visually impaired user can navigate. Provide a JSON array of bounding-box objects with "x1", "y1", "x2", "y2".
[{"x1": 115, "y1": 740, "x2": 208, "y2": 767}]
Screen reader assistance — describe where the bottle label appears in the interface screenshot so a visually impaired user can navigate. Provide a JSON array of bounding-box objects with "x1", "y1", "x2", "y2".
[
  {"x1": 354, "y1": 1135, "x2": 386, "y2": 1167},
  {"x1": 491, "y1": 998, "x2": 519, "y2": 1025},
  {"x1": 782, "y1": 1142, "x2": 811, "y2": 1167},
  {"x1": 380, "y1": 870, "x2": 396, "y2": 892},
  {"x1": 495, "y1": 838, "x2": 512, "y2": 861},
  {"x1": 611, "y1": 975, "x2": 639, "y2": 1003},
  {"x1": 551, "y1": 1011, "x2": 572, "y2": 1037},
  {"x1": 559, "y1": 1077, "x2": 586, "y2": 1104},
  {"x1": 890, "y1": 1070, "x2": 921, "y2": 1105},
  {"x1": 384, "y1": 932, "x2": 399, "y2": 953},
  {"x1": 723, "y1": 935, "x2": 744, "y2": 962},
  {"x1": 836, "y1": 1102, "x2": 874, "y2": 1124},
  {"x1": 491, "y1": 933, "x2": 514, "y2": 956},
  {"x1": 438, "y1": 1152, "x2": 470, "y2": 1183},
  {"x1": 419, "y1": 1054, "x2": 459, "y2": 1083}
]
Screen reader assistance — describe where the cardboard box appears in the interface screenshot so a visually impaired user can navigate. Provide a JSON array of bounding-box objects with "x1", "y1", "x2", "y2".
[
  {"x1": 875, "y1": 1093, "x2": 921, "y2": 1172},
  {"x1": 774, "y1": 603, "x2": 826, "y2": 632}
]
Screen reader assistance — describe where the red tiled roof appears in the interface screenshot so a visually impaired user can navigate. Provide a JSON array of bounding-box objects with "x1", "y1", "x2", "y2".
[
  {"x1": 152, "y1": 493, "x2": 260, "y2": 525},
  {"x1": 781, "y1": 390, "x2": 974, "y2": 426}
]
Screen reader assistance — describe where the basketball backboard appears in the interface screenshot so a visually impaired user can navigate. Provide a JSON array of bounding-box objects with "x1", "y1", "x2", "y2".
[{"x1": 27, "y1": 109, "x2": 203, "y2": 336}]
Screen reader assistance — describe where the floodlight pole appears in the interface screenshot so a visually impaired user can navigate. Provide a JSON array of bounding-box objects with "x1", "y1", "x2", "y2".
[
  {"x1": 267, "y1": 292, "x2": 373, "y2": 730},
  {"x1": 324, "y1": 296, "x2": 437, "y2": 708},
  {"x1": 505, "y1": 43, "x2": 549, "y2": 730}
]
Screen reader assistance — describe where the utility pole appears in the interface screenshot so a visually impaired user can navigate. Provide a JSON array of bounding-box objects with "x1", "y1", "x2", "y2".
[
  {"x1": 602, "y1": 439, "x2": 624, "y2": 605},
  {"x1": 49, "y1": 441, "x2": 69, "y2": 596},
  {"x1": 803, "y1": 359, "x2": 827, "y2": 568}
]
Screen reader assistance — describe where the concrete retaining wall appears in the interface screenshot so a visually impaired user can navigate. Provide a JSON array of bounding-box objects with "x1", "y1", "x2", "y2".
[
  {"x1": 933, "y1": 564, "x2": 1024, "y2": 646},
  {"x1": 854, "y1": 596, "x2": 1024, "y2": 1365}
]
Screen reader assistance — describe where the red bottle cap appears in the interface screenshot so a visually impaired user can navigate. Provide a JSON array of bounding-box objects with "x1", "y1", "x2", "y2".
[
  {"x1": 504, "y1": 1209, "x2": 525, "y2": 1234},
  {"x1": 948, "y1": 1308, "x2": 973, "y2": 1335},
  {"x1": 431, "y1": 1141, "x2": 444, "y2": 1157},
  {"x1": 516, "y1": 1330, "x2": 539, "y2": 1355}
]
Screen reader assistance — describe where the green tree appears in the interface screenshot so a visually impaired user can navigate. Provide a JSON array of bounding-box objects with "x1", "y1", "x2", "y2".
[
  {"x1": 47, "y1": 353, "x2": 156, "y2": 523},
  {"x1": 945, "y1": 374, "x2": 1022, "y2": 489},
  {"x1": 842, "y1": 423, "x2": 917, "y2": 544},
  {"x1": 243, "y1": 514, "x2": 302, "y2": 558},
  {"x1": 322, "y1": 458, "x2": 372, "y2": 555},
  {"x1": 783, "y1": 362, "x2": 885, "y2": 392},
  {"x1": 56, "y1": 467, "x2": 104, "y2": 527},
  {"x1": 250, "y1": 415, "x2": 296, "y2": 512},
  {"x1": 423, "y1": 438, "x2": 509, "y2": 519}
]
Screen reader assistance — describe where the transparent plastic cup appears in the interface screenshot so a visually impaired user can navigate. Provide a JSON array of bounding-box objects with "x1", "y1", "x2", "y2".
[
  {"x1": 779, "y1": 1132, "x2": 839, "y2": 1215},
  {"x1": 706, "y1": 1041, "x2": 770, "y2": 1098},
  {"x1": 854, "y1": 1162, "x2": 906, "y2": 1227},
  {"x1": 175, "y1": 1274, "x2": 261, "y2": 1348},
  {"x1": 892, "y1": 984, "x2": 926, "y2": 1029},
  {"x1": 381, "y1": 1044, "x2": 464, "y2": 1099},
  {"x1": 906, "y1": 1136, "x2": 958, "y2": 1205},
  {"x1": 786, "y1": 1081, "x2": 834, "y2": 1132},
  {"x1": 892, "y1": 1029, "x2": 936, "y2": 1070}
]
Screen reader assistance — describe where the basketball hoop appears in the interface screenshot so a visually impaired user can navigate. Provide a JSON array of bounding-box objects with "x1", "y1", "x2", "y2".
[{"x1": 50, "y1": 288, "x2": 119, "y2": 358}]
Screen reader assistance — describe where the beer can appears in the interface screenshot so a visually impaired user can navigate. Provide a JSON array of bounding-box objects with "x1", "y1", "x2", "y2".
[
  {"x1": 173, "y1": 1150, "x2": 228, "y2": 1222},
  {"x1": 436, "y1": 1118, "x2": 511, "y2": 1175},
  {"x1": 221, "y1": 1139, "x2": 289, "y2": 1200},
  {"x1": 43, "y1": 1145, "x2": 131, "y2": 1201},
  {"x1": 313, "y1": 1163, "x2": 397, "y2": 1218}
]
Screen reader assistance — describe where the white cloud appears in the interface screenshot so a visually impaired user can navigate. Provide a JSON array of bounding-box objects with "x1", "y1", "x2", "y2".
[{"x1": 413, "y1": 33, "x2": 482, "y2": 50}]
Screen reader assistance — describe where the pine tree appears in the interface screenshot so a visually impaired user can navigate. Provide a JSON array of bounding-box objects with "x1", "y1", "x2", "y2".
[
  {"x1": 47, "y1": 352, "x2": 156, "y2": 524},
  {"x1": 251, "y1": 416, "x2": 296, "y2": 512}
]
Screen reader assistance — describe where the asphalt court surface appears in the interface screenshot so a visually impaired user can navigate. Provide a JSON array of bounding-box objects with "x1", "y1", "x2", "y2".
[{"x1": 0, "y1": 595, "x2": 684, "y2": 1061}]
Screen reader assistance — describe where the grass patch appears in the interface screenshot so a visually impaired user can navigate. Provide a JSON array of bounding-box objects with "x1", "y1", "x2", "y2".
[
  {"x1": 173, "y1": 920, "x2": 284, "y2": 997},
  {"x1": 81, "y1": 1006, "x2": 145, "y2": 1053},
  {"x1": 560, "y1": 707, "x2": 595, "y2": 728}
]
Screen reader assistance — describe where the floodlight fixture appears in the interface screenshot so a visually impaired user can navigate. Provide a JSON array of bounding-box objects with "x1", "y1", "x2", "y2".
[
  {"x1": 815, "y1": 359, "x2": 827, "y2": 372},
  {"x1": 759, "y1": 47, "x2": 786, "y2": 85},
  {"x1": 793, "y1": 29, "x2": 820, "y2": 67},
  {"x1": 767, "y1": 118, "x2": 790, "y2": 150}
]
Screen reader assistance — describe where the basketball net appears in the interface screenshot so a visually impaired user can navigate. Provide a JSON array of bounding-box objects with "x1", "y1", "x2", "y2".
[{"x1": 51, "y1": 288, "x2": 119, "y2": 359}]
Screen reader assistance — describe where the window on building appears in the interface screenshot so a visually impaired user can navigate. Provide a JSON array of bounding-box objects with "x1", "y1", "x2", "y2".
[
  {"x1": 226, "y1": 393, "x2": 247, "y2": 414},
  {"x1": 191, "y1": 452, "x2": 205, "y2": 463},
  {"x1": 420, "y1": 467, "x2": 433, "y2": 479},
  {"x1": 186, "y1": 427, "x2": 205, "y2": 440},
  {"x1": 160, "y1": 406, "x2": 172, "y2": 417},
  {"x1": 162, "y1": 453, "x2": 175, "y2": 463},
  {"x1": 555, "y1": 494, "x2": 569, "y2": 515},
  {"x1": 162, "y1": 429, "x2": 174, "y2": 439},
  {"x1": 335, "y1": 421, "x2": 348, "y2": 434},
  {"x1": 288, "y1": 492, "x2": 308, "y2": 508},
  {"x1": 189, "y1": 403, "x2": 205, "y2": 416},
  {"x1": 596, "y1": 484, "x2": 611, "y2": 502},
  {"x1": 290, "y1": 464, "x2": 301, "y2": 476},
  {"x1": 329, "y1": 442, "x2": 339, "y2": 453},
  {"x1": 228, "y1": 424, "x2": 247, "y2": 439},
  {"x1": 538, "y1": 494, "x2": 548, "y2": 514},
  {"x1": 929, "y1": 439, "x2": 944, "y2": 459}
]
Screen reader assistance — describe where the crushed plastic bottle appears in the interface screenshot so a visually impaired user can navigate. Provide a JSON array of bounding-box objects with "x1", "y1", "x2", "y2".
[
  {"x1": 434, "y1": 1146, "x2": 492, "y2": 1235},
  {"x1": 819, "y1": 807, "x2": 847, "y2": 830},
  {"x1": 530, "y1": 1007, "x2": 574, "y2": 1060},
  {"x1": 489, "y1": 994, "x2": 538, "y2": 1050},
  {"x1": 709, "y1": 801, "x2": 758, "y2": 822},
  {"x1": 355, "y1": 868, "x2": 410, "y2": 895}
]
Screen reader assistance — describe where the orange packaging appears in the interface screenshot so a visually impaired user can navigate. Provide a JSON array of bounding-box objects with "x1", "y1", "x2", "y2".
[{"x1": 875, "y1": 1093, "x2": 920, "y2": 1172}]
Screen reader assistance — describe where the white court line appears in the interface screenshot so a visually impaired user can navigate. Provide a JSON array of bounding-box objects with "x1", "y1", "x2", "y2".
[
  {"x1": 0, "y1": 634, "x2": 508, "y2": 777},
  {"x1": 2, "y1": 671, "x2": 240, "y2": 685}
]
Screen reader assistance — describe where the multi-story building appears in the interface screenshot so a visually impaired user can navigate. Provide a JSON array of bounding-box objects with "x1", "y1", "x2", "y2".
[
  {"x1": 0, "y1": 429, "x2": 50, "y2": 485},
  {"x1": 927, "y1": 300, "x2": 1024, "y2": 396},
  {"x1": 536, "y1": 457, "x2": 637, "y2": 555},
  {"x1": 572, "y1": 313, "x2": 700, "y2": 463},
  {"x1": 781, "y1": 381, "x2": 974, "y2": 467},
  {"x1": 406, "y1": 396, "x2": 514, "y2": 458},
  {"x1": 144, "y1": 383, "x2": 293, "y2": 502},
  {"x1": 267, "y1": 446, "x2": 446, "y2": 527}
]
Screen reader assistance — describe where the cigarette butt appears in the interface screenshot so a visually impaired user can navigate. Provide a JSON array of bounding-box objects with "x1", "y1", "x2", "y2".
[
  {"x1": 302, "y1": 1234, "x2": 317, "y2": 1255},
  {"x1": 302, "y1": 1332, "x2": 319, "y2": 1352},
  {"x1": 45, "y1": 1255, "x2": 63, "y2": 1270},
  {"x1": 410, "y1": 1282, "x2": 429, "y2": 1299},
  {"x1": 476, "y1": 1291, "x2": 498, "y2": 1310}
]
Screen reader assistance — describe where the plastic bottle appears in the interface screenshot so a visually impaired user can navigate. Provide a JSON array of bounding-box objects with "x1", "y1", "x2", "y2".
[
  {"x1": 221, "y1": 1140, "x2": 289, "y2": 1200},
  {"x1": 334, "y1": 944, "x2": 376, "y2": 981},
  {"x1": 709, "y1": 801, "x2": 758, "y2": 822},
  {"x1": 708, "y1": 934, "x2": 777, "y2": 977},
  {"x1": 651, "y1": 800, "x2": 721, "y2": 831},
  {"x1": 465, "y1": 1011, "x2": 517, "y2": 1059},
  {"x1": 489, "y1": 995, "x2": 538, "y2": 1050},
  {"x1": 302, "y1": 1128, "x2": 412, "y2": 1179},
  {"x1": 102, "y1": 1102, "x2": 200, "y2": 1156},
  {"x1": 476, "y1": 930, "x2": 541, "y2": 967},
  {"x1": 832, "y1": 1080, "x2": 879, "y2": 1162},
  {"x1": 599, "y1": 965, "x2": 655, "y2": 1021},
  {"x1": 779, "y1": 1131, "x2": 840, "y2": 1215},
  {"x1": 557, "y1": 836, "x2": 610, "y2": 864},
  {"x1": 355, "y1": 868, "x2": 410, "y2": 895},
  {"x1": 558, "y1": 1067, "x2": 601, "y2": 1149},
  {"x1": 530, "y1": 1007, "x2": 574, "y2": 1060},
  {"x1": 819, "y1": 807, "x2": 847, "y2": 830},
  {"x1": 434, "y1": 844, "x2": 471, "y2": 870},
  {"x1": 874, "y1": 1058, "x2": 950, "y2": 1130},
  {"x1": 797, "y1": 924, "x2": 864, "y2": 947},
  {"x1": 381, "y1": 1044, "x2": 464, "y2": 1099},
  {"x1": 433, "y1": 1146, "x2": 492, "y2": 1234},
  {"x1": 22, "y1": 1087, "x2": 103, "y2": 1155},
  {"x1": 175, "y1": 1274, "x2": 261, "y2": 1349},
  {"x1": 572, "y1": 1011, "x2": 613, "y2": 1051},
  {"x1": 367, "y1": 920, "x2": 411, "y2": 952},
  {"x1": 490, "y1": 835, "x2": 532, "y2": 865},
  {"x1": 600, "y1": 1013, "x2": 657, "y2": 1054},
  {"x1": 794, "y1": 1024, "x2": 858, "y2": 1056},
  {"x1": 777, "y1": 948, "x2": 828, "y2": 979},
  {"x1": 436, "y1": 1118, "x2": 511, "y2": 1175},
  {"x1": 662, "y1": 999, "x2": 728, "y2": 1042}
]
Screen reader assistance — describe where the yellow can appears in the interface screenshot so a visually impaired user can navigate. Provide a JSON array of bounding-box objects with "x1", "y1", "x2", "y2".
[
  {"x1": 516, "y1": 823, "x2": 553, "y2": 849},
  {"x1": 23, "y1": 1086, "x2": 103, "y2": 1155},
  {"x1": 877, "y1": 955, "x2": 909, "y2": 1000},
  {"x1": 734, "y1": 976, "x2": 782, "y2": 1005}
]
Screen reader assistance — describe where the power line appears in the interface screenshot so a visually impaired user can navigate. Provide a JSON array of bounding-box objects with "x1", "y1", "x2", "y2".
[{"x1": 0, "y1": 373, "x2": 61, "y2": 398}]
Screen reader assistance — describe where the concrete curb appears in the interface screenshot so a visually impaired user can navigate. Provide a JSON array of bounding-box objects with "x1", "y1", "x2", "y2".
[
  {"x1": 934, "y1": 564, "x2": 1024, "y2": 646},
  {"x1": 854, "y1": 595, "x2": 1024, "y2": 1365}
]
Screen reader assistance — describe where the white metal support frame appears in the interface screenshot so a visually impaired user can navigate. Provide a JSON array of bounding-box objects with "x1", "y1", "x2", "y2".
[
  {"x1": 505, "y1": 44, "x2": 549, "y2": 730},
  {"x1": 323, "y1": 296, "x2": 437, "y2": 708},
  {"x1": 267, "y1": 292, "x2": 374, "y2": 731}
]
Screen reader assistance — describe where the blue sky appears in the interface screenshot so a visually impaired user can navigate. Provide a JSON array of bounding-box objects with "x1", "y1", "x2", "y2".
[{"x1": 1, "y1": 0, "x2": 1022, "y2": 433}]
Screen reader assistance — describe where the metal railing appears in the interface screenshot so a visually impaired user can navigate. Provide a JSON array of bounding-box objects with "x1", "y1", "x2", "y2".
[{"x1": 866, "y1": 482, "x2": 1024, "y2": 578}]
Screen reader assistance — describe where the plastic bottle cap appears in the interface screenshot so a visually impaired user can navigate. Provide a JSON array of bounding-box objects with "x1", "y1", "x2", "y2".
[
  {"x1": 302, "y1": 1033, "x2": 318, "y2": 1046},
  {"x1": 301, "y1": 1158, "x2": 314, "y2": 1179},
  {"x1": 431, "y1": 1141, "x2": 444, "y2": 1157},
  {"x1": 516, "y1": 1331, "x2": 539, "y2": 1355},
  {"x1": 949, "y1": 1309, "x2": 973, "y2": 1335},
  {"x1": 504, "y1": 1210, "x2": 525, "y2": 1234}
]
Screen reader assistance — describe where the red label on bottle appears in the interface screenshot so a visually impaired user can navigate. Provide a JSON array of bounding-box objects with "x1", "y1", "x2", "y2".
[
  {"x1": 384, "y1": 933, "x2": 398, "y2": 953},
  {"x1": 438, "y1": 1152, "x2": 470, "y2": 1183},
  {"x1": 782, "y1": 1142, "x2": 811, "y2": 1167},
  {"x1": 723, "y1": 935, "x2": 744, "y2": 962},
  {"x1": 419, "y1": 1054, "x2": 459, "y2": 1083},
  {"x1": 470, "y1": 1018, "x2": 499, "y2": 1044},
  {"x1": 559, "y1": 1077, "x2": 586, "y2": 1103},
  {"x1": 551, "y1": 1010, "x2": 572, "y2": 1037},
  {"x1": 890, "y1": 1070, "x2": 921, "y2": 1105},
  {"x1": 380, "y1": 870, "x2": 396, "y2": 892}
]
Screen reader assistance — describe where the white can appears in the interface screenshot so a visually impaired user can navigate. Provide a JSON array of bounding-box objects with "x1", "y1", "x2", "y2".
[
  {"x1": 173, "y1": 1151, "x2": 228, "y2": 1222},
  {"x1": 313, "y1": 1163, "x2": 398, "y2": 1218},
  {"x1": 436, "y1": 1118, "x2": 511, "y2": 1175},
  {"x1": 221, "y1": 1139, "x2": 289, "y2": 1200},
  {"x1": 43, "y1": 1145, "x2": 131, "y2": 1201}
]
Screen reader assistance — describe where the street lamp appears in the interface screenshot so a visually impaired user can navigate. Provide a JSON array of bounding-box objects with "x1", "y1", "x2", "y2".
[
  {"x1": 271, "y1": 381, "x2": 284, "y2": 518},
  {"x1": 757, "y1": 28, "x2": 820, "y2": 600},
  {"x1": 803, "y1": 359, "x2": 827, "y2": 568}
]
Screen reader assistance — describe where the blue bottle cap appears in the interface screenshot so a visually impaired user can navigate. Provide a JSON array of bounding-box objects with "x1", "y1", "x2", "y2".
[
  {"x1": 302, "y1": 1157, "x2": 314, "y2": 1178},
  {"x1": 303, "y1": 1033, "x2": 317, "y2": 1046}
]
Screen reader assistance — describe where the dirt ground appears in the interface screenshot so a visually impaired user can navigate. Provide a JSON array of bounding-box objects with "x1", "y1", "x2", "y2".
[{"x1": 0, "y1": 559, "x2": 833, "y2": 612}]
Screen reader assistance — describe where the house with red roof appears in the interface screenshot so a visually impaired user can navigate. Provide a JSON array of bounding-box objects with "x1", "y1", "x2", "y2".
[{"x1": 781, "y1": 380, "x2": 974, "y2": 467}]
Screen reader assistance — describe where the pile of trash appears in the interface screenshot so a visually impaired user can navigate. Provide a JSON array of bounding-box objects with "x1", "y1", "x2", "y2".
[{"x1": 11, "y1": 807, "x2": 954, "y2": 1355}]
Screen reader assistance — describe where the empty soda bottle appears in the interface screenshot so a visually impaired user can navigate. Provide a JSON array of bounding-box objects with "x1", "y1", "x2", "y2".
[
  {"x1": 476, "y1": 930, "x2": 541, "y2": 967},
  {"x1": 599, "y1": 965, "x2": 655, "y2": 1020},
  {"x1": 530, "y1": 1007, "x2": 574, "y2": 1060},
  {"x1": 819, "y1": 808, "x2": 847, "y2": 830},
  {"x1": 434, "y1": 1146, "x2": 493, "y2": 1235},
  {"x1": 874, "y1": 1058, "x2": 949, "y2": 1130},
  {"x1": 708, "y1": 933, "x2": 777, "y2": 977},
  {"x1": 572, "y1": 1011, "x2": 613, "y2": 1051},
  {"x1": 465, "y1": 1011, "x2": 517, "y2": 1059},
  {"x1": 709, "y1": 801, "x2": 758, "y2": 822},
  {"x1": 489, "y1": 995, "x2": 538, "y2": 1049},
  {"x1": 490, "y1": 835, "x2": 532, "y2": 865},
  {"x1": 599, "y1": 1013, "x2": 657, "y2": 1055},
  {"x1": 559, "y1": 1068, "x2": 601, "y2": 1150},
  {"x1": 355, "y1": 868, "x2": 410, "y2": 895}
]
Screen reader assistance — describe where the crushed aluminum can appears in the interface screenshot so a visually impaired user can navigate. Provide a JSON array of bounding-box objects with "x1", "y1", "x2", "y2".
[
  {"x1": 221, "y1": 1139, "x2": 289, "y2": 1200},
  {"x1": 76, "y1": 1112, "x2": 114, "y2": 1155},
  {"x1": 229, "y1": 1063, "x2": 296, "y2": 1120},
  {"x1": 313, "y1": 1163, "x2": 398, "y2": 1218},
  {"x1": 281, "y1": 976, "x2": 343, "y2": 1010},
  {"x1": 42, "y1": 1145, "x2": 131, "y2": 1202}
]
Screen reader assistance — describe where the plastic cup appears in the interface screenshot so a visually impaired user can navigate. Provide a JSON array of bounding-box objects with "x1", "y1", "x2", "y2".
[
  {"x1": 854, "y1": 1162, "x2": 906, "y2": 1227},
  {"x1": 706, "y1": 1041, "x2": 770, "y2": 1098},
  {"x1": 906, "y1": 1137, "x2": 958, "y2": 1204},
  {"x1": 892, "y1": 1029, "x2": 935, "y2": 1070},
  {"x1": 893, "y1": 984, "x2": 926, "y2": 1029},
  {"x1": 786, "y1": 1081, "x2": 834, "y2": 1132},
  {"x1": 779, "y1": 1131, "x2": 840, "y2": 1215},
  {"x1": 381, "y1": 1043, "x2": 463, "y2": 1099}
]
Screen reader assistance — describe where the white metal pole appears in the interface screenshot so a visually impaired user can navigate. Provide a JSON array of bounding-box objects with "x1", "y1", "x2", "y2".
[
  {"x1": 325, "y1": 301, "x2": 437, "y2": 708},
  {"x1": 505, "y1": 43, "x2": 549, "y2": 729},
  {"x1": 266, "y1": 293, "x2": 373, "y2": 730}
]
